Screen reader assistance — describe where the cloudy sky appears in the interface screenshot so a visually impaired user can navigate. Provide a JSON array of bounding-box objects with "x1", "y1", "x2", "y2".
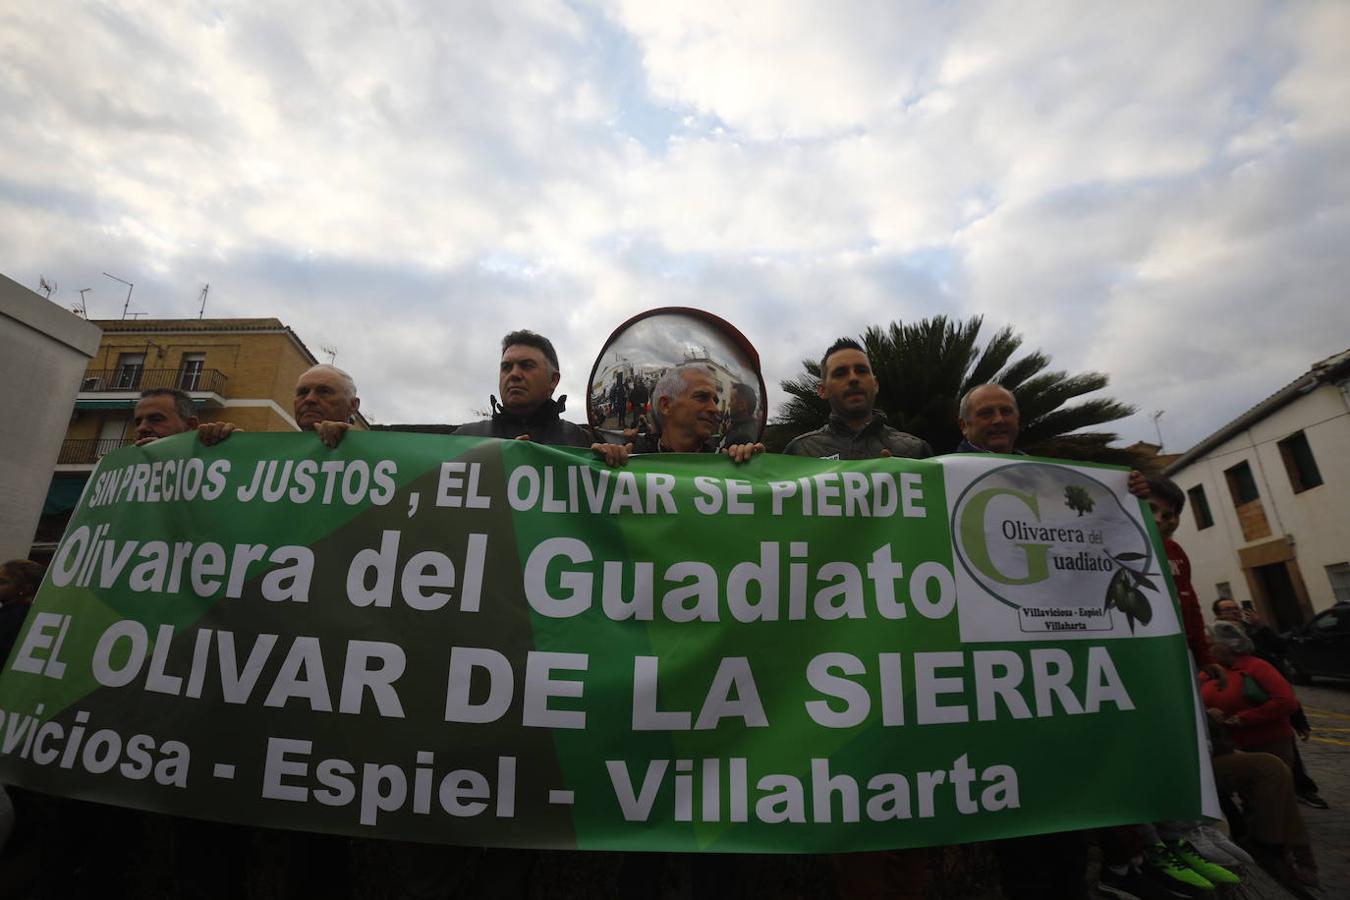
[{"x1": 3, "y1": 1, "x2": 1347, "y2": 449}]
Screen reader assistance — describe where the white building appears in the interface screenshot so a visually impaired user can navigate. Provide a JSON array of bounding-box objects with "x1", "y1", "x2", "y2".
[
  {"x1": 0, "y1": 274, "x2": 101, "y2": 562},
  {"x1": 1165, "y1": 350, "x2": 1350, "y2": 631}
]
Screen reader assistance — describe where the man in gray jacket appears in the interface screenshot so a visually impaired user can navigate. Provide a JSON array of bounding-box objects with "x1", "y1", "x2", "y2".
[
  {"x1": 783, "y1": 337, "x2": 931, "y2": 460},
  {"x1": 782, "y1": 336, "x2": 929, "y2": 896}
]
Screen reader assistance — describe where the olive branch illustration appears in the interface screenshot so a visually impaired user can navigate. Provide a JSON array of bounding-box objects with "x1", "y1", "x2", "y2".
[{"x1": 1103, "y1": 551, "x2": 1159, "y2": 633}]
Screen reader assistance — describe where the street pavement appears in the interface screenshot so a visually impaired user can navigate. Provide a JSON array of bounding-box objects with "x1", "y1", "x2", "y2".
[{"x1": 1294, "y1": 678, "x2": 1350, "y2": 895}]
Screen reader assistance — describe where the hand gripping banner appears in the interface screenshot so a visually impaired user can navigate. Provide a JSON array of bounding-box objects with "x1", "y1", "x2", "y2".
[{"x1": 0, "y1": 433, "x2": 1219, "y2": 852}]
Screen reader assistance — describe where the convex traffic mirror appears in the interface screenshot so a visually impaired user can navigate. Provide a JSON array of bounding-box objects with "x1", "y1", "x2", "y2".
[{"x1": 586, "y1": 308, "x2": 766, "y2": 448}]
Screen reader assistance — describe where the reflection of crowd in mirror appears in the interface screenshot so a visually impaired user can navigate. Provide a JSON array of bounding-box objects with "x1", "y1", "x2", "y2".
[
  {"x1": 719, "y1": 381, "x2": 759, "y2": 449},
  {"x1": 606, "y1": 370, "x2": 656, "y2": 430}
]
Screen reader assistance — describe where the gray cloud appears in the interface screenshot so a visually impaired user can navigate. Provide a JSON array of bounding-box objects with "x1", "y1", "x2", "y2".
[{"x1": 1, "y1": 0, "x2": 1346, "y2": 452}]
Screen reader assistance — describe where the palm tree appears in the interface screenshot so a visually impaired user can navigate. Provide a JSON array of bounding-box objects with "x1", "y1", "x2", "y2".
[{"x1": 770, "y1": 315, "x2": 1140, "y2": 464}]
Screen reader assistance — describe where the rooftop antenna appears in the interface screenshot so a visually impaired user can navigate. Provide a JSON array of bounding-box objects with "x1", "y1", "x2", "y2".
[
  {"x1": 1151, "y1": 410, "x2": 1165, "y2": 450},
  {"x1": 38, "y1": 276, "x2": 56, "y2": 299},
  {"x1": 197, "y1": 283, "x2": 210, "y2": 319},
  {"x1": 102, "y1": 271, "x2": 135, "y2": 319},
  {"x1": 321, "y1": 345, "x2": 338, "y2": 364},
  {"x1": 74, "y1": 288, "x2": 92, "y2": 318}
]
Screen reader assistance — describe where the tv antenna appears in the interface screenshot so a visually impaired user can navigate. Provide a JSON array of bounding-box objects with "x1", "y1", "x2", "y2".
[
  {"x1": 321, "y1": 345, "x2": 338, "y2": 364},
  {"x1": 38, "y1": 276, "x2": 56, "y2": 299},
  {"x1": 197, "y1": 283, "x2": 210, "y2": 319},
  {"x1": 102, "y1": 272, "x2": 136, "y2": 319},
  {"x1": 1151, "y1": 410, "x2": 1165, "y2": 450},
  {"x1": 73, "y1": 288, "x2": 92, "y2": 318}
]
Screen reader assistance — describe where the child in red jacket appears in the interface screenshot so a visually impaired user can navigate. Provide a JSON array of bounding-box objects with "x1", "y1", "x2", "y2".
[{"x1": 1145, "y1": 476, "x2": 1211, "y2": 667}]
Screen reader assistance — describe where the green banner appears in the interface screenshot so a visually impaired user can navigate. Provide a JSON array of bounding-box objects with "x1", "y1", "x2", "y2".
[{"x1": 0, "y1": 433, "x2": 1217, "y2": 852}]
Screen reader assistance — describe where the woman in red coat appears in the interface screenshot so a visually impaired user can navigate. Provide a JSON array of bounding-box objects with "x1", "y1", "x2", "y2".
[{"x1": 1199, "y1": 620, "x2": 1301, "y2": 770}]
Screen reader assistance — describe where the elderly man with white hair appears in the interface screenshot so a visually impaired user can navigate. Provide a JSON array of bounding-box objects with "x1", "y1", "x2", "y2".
[
  {"x1": 293, "y1": 363, "x2": 361, "y2": 447},
  {"x1": 632, "y1": 365, "x2": 763, "y2": 462}
]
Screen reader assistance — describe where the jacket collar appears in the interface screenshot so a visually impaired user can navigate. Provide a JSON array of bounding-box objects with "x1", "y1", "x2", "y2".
[
  {"x1": 956, "y1": 437, "x2": 1026, "y2": 455},
  {"x1": 827, "y1": 408, "x2": 888, "y2": 437},
  {"x1": 492, "y1": 395, "x2": 567, "y2": 430}
]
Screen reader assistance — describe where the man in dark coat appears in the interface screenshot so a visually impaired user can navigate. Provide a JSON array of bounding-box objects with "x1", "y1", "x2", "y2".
[{"x1": 456, "y1": 330, "x2": 627, "y2": 464}]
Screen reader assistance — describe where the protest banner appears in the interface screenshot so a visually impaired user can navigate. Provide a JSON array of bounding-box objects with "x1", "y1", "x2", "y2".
[{"x1": 0, "y1": 433, "x2": 1218, "y2": 852}]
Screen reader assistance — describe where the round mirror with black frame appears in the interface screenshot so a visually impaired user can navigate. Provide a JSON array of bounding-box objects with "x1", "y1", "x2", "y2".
[{"x1": 586, "y1": 308, "x2": 766, "y2": 452}]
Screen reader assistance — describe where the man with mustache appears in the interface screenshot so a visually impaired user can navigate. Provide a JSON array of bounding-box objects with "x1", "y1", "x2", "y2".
[{"x1": 784, "y1": 337, "x2": 931, "y2": 460}]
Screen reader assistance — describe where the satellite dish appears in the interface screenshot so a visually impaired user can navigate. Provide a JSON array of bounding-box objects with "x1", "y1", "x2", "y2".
[{"x1": 585, "y1": 307, "x2": 766, "y2": 447}]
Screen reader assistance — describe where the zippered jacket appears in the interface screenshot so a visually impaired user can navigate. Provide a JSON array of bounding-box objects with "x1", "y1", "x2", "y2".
[{"x1": 783, "y1": 411, "x2": 931, "y2": 460}]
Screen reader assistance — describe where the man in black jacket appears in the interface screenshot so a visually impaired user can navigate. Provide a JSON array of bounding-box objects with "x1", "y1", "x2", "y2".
[{"x1": 456, "y1": 330, "x2": 628, "y2": 464}]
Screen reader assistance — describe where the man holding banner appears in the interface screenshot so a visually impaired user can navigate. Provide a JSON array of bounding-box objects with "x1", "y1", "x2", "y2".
[
  {"x1": 457, "y1": 330, "x2": 630, "y2": 468},
  {"x1": 953, "y1": 382, "x2": 1094, "y2": 898},
  {"x1": 783, "y1": 338, "x2": 934, "y2": 899},
  {"x1": 953, "y1": 382, "x2": 1195, "y2": 900},
  {"x1": 634, "y1": 364, "x2": 764, "y2": 462},
  {"x1": 0, "y1": 371, "x2": 1218, "y2": 896},
  {"x1": 295, "y1": 363, "x2": 362, "y2": 448},
  {"x1": 133, "y1": 387, "x2": 238, "y2": 447}
]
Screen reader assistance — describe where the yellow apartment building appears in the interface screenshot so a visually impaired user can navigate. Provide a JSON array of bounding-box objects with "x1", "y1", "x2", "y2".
[{"x1": 34, "y1": 317, "x2": 368, "y2": 559}]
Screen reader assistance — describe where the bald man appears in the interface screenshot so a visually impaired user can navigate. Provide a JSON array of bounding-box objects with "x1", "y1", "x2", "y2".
[
  {"x1": 957, "y1": 382, "x2": 1151, "y2": 900},
  {"x1": 294, "y1": 364, "x2": 361, "y2": 447},
  {"x1": 955, "y1": 383, "x2": 1021, "y2": 453},
  {"x1": 955, "y1": 382, "x2": 1150, "y2": 496}
]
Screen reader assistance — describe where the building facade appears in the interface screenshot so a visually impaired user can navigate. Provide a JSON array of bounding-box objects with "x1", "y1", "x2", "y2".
[
  {"x1": 1165, "y1": 350, "x2": 1350, "y2": 631},
  {"x1": 35, "y1": 317, "x2": 366, "y2": 559},
  {"x1": 0, "y1": 274, "x2": 102, "y2": 562}
]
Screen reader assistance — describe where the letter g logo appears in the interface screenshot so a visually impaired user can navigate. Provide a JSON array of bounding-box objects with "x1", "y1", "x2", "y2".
[{"x1": 958, "y1": 488, "x2": 1050, "y2": 585}]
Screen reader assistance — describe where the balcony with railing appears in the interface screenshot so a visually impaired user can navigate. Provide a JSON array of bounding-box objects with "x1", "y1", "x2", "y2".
[
  {"x1": 79, "y1": 367, "x2": 228, "y2": 396},
  {"x1": 59, "y1": 437, "x2": 135, "y2": 465}
]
